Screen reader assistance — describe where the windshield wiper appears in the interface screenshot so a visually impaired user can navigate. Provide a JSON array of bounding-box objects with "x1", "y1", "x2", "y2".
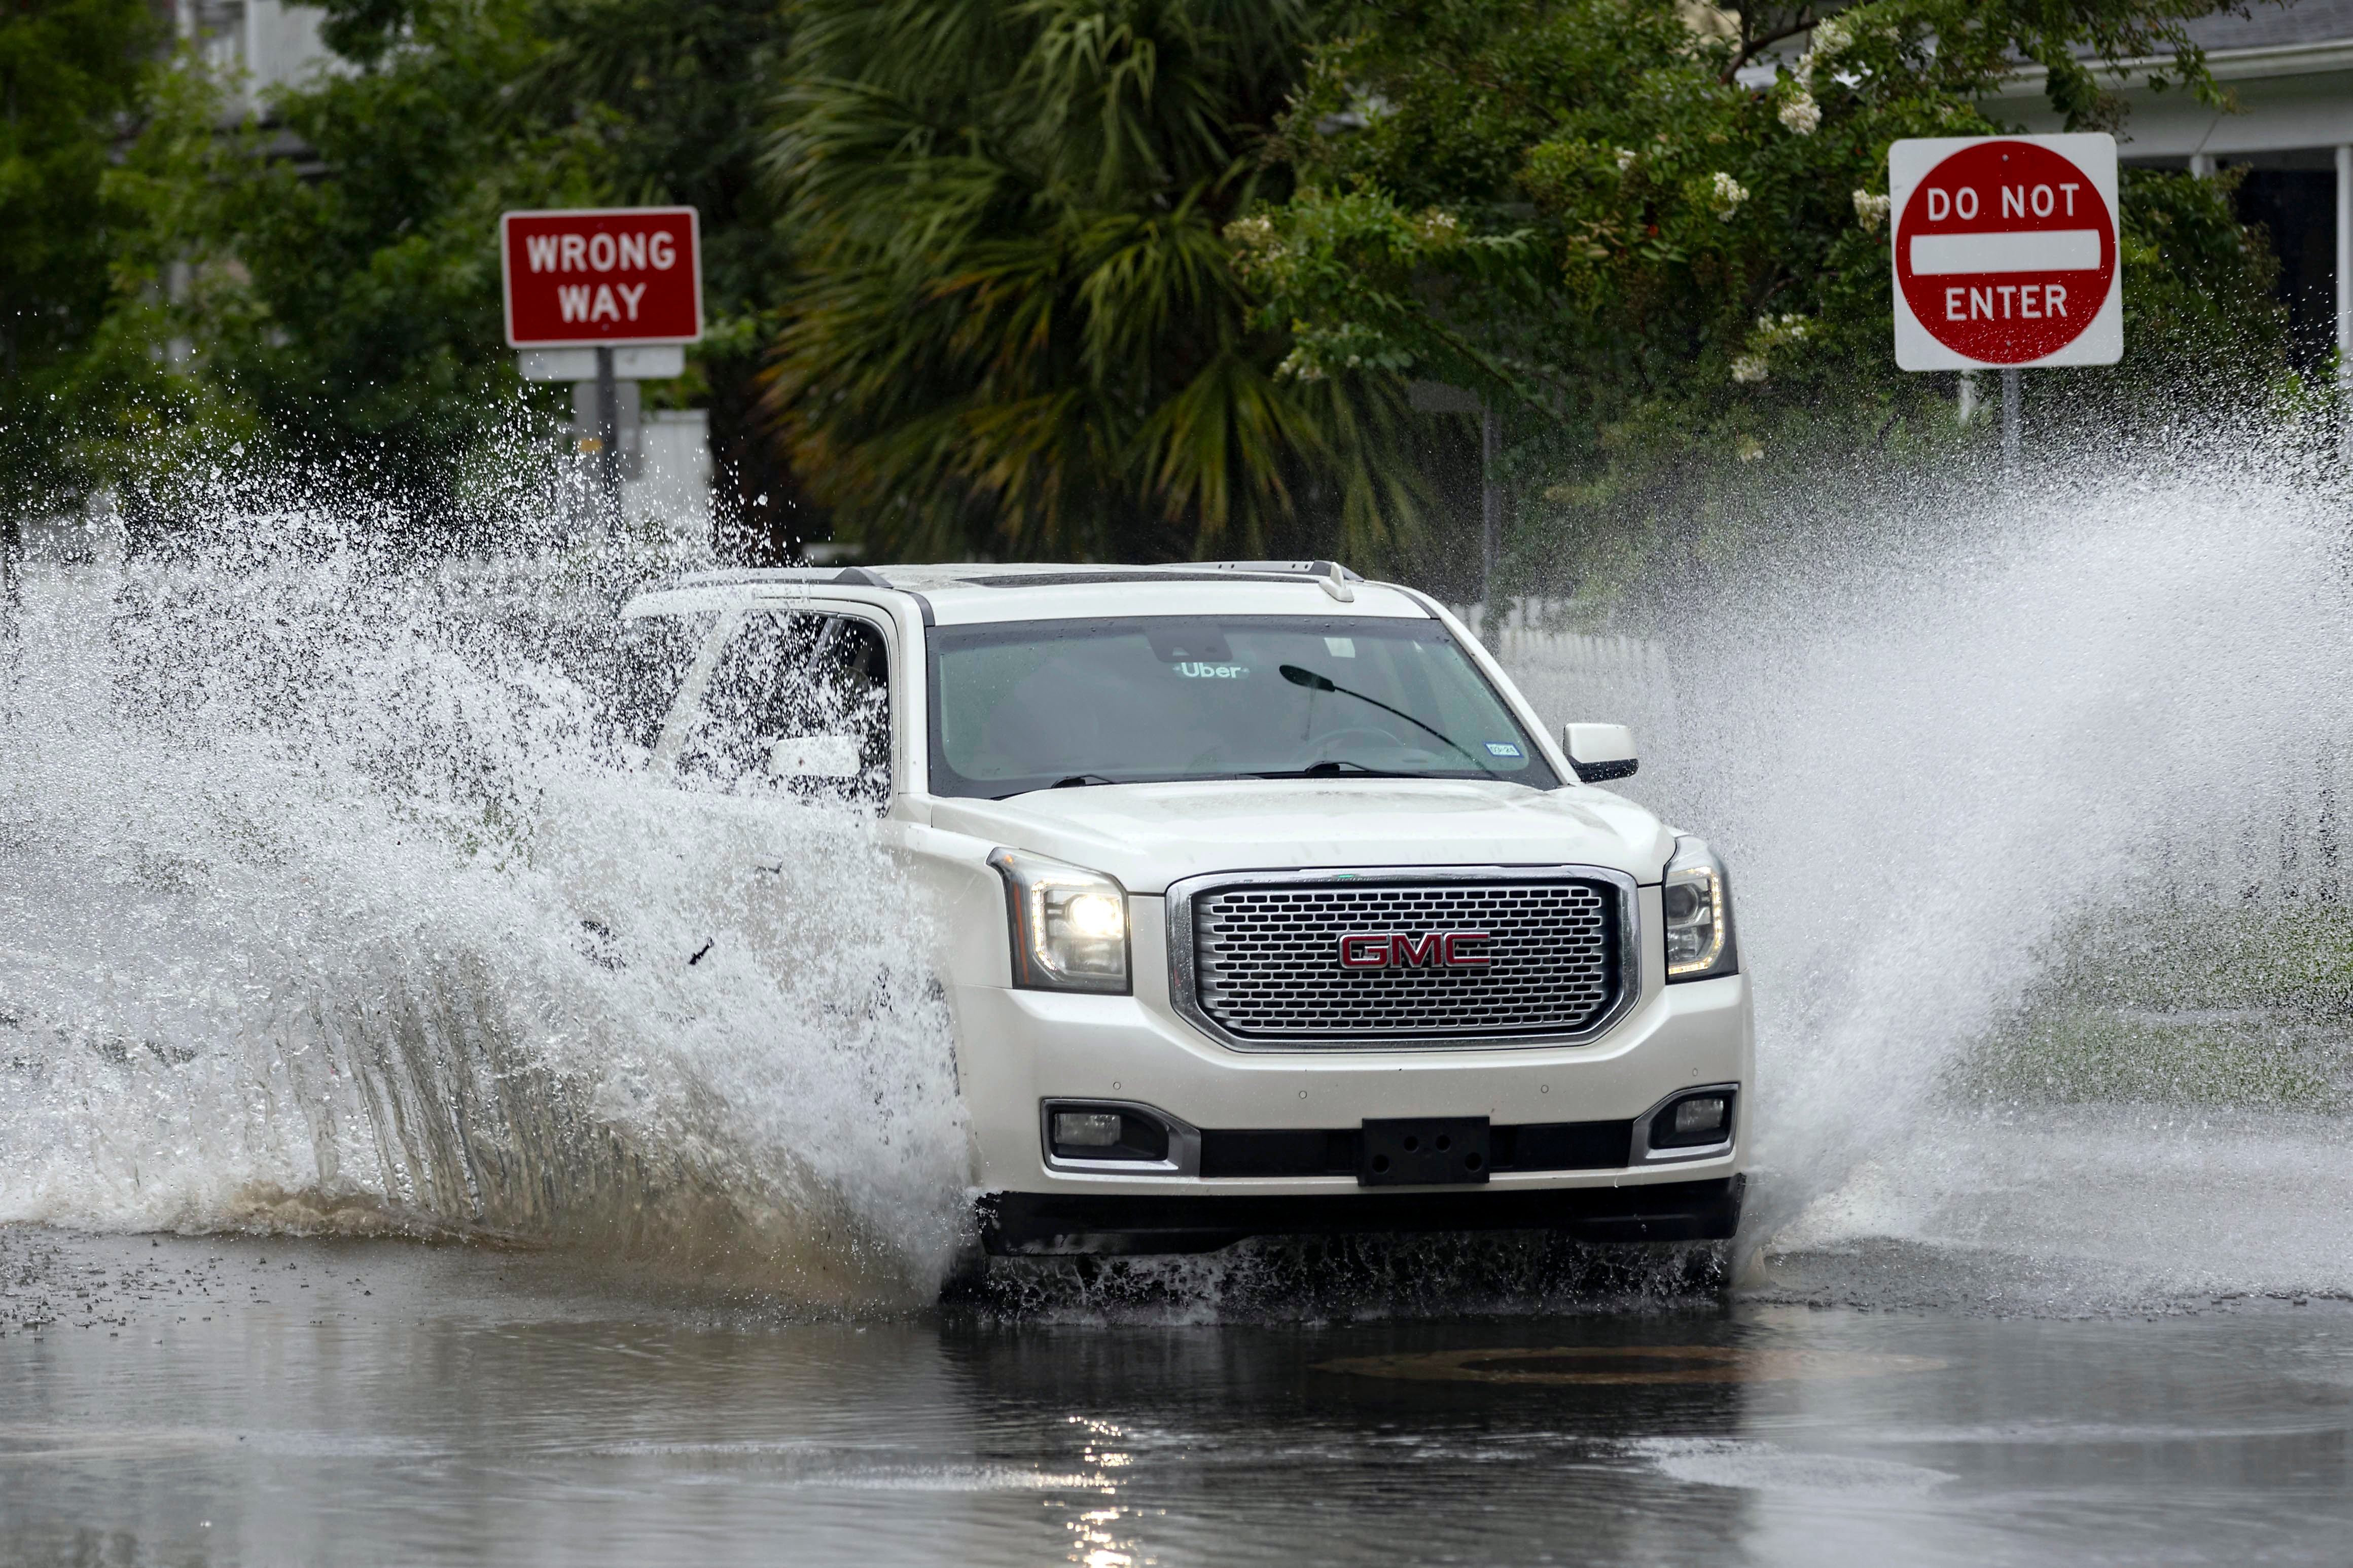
[
  {"x1": 1252, "y1": 760, "x2": 1440, "y2": 780},
  {"x1": 1277, "y1": 665, "x2": 1479, "y2": 763},
  {"x1": 991, "y1": 773, "x2": 1123, "y2": 798}
]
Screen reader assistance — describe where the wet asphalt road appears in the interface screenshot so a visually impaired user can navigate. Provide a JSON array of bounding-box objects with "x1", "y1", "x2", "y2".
[{"x1": 3, "y1": 1227, "x2": 2350, "y2": 1567}]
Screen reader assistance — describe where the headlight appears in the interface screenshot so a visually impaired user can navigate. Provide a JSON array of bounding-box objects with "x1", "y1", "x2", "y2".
[
  {"x1": 1662, "y1": 836, "x2": 1738, "y2": 982},
  {"x1": 989, "y1": 848, "x2": 1131, "y2": 994}
]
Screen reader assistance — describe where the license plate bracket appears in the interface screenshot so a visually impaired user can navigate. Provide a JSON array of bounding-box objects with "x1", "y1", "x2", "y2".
[{"x1": 1358, "y1": 1117, "x2": 1491, "y2": 1186}]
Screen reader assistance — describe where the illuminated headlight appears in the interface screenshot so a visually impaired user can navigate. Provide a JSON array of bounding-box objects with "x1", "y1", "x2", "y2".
[
  {"x1": 1662, "y1": 836, "x2": 1738, "y2": 982},
  {"x1": 989, "y1": 848, "x2": 1131, "y2": 994}
]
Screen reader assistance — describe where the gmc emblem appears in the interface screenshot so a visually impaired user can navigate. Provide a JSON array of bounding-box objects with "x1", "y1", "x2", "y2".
[{"x1": 1338, "y1": 931, "x2": 1492, "y2": 969}]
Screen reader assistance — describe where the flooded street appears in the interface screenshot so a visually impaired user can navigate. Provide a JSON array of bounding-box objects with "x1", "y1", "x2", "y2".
[{"x1": 6, "y1": 1226, "x2": 2351, "y2": 1567}]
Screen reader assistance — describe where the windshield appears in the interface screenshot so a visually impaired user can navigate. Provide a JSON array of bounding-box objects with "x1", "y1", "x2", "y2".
[{"x1": 929, "y1": 615, "x2": 1558, "y2": 798}]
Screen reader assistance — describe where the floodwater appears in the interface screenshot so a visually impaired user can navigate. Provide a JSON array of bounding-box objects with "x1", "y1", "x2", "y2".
[{"x1": 5, "y1": 1227, "x2": 2351, "y2": 1567}]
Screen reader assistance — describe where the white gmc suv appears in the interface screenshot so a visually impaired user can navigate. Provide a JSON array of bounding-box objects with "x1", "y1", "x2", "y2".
[{"x1": 615, "y1": 560, "x2": 1750, "y2": 1257}]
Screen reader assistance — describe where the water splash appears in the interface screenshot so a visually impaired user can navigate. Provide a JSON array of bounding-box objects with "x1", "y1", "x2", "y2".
[
  {"x1": 1613, "y1": 442, "x2": 2353, "y2": 1302},
  {"x1": 4, "y1": 435, "x2": 2349, "y2": 1318},
  {"x1": 0, "y1": 515, "x2": 968, "y2": 1311}
]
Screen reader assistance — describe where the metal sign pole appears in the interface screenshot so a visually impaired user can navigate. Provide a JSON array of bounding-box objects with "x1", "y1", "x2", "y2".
[
  {"x1": 2001, "y1": 367, "x2": 2021, "y2": 472},
  {"x1": 594, "y1": 345, "x2": 621, "y2": 521}
]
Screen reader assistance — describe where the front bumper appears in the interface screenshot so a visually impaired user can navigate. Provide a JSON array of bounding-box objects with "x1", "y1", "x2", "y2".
[
  {"x1": 949, "y1": 880, "x2": 1753, "y2": 1246},
  {"x1": 981, "y1": 1176, "x2": 1745, "y2": 1256}
]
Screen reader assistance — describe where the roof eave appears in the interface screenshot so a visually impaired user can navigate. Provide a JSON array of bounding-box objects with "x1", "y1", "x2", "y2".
[{"x1": 1984, "y1": 37, "x2": 2353, "y2": 102}]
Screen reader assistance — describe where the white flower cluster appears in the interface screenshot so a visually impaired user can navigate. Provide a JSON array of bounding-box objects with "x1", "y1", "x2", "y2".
[
  {"x1": 1851, "y1": 190, "x2": 1891, "y2": 233},
  {"x1": 1737, "y1": 436, "x2": 1766, "y2": 463},
  {"x1": 1710, "y1": 171, "x2": 1749, "y2": 221},
  {"x1": 1615, "y1": 147, "x2": 1637, "y2": 173},
  {"x1": 1730, "y1": 313, "x2": 1811, "y2": 385},
  {"x1": 1796, "y1": 14, "x2": 1854, "y2": 87},
  {"x1": 1273, "y1": 347, "x2": 1326, "y2": 383},
  {"x1": 1797, "y1": 13, "x2": 1854, "y2": 100},
  {"x1": 1226, "y1": 214, "x2": 1275, "y2": 247},
  {"x1": 1226, "y1": 213, "x2": 1288, "y2": 280},
  {"x1": 1778, "y1": 91, "x2": 1820, "y2": 136},
  {"x1": 1415, "y1": 208, "x2": 1461, "y2": 244}
]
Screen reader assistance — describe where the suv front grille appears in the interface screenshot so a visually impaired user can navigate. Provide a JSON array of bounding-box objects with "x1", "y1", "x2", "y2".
[{"x1": 1179, "y1": 874, "x2": 1628, "y2": 1047}]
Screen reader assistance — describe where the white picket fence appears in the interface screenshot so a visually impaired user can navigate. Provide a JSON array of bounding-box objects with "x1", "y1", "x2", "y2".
[
  {"x1": 1454, "y1": 600, "x2": 1682, "y2": 758},
  {"x1": 2179, "y1": 741, "x2": 2346, "y2": 906},
  {"x1": 1456, "y1": 599, "x2": 2344, "y2": 908}
]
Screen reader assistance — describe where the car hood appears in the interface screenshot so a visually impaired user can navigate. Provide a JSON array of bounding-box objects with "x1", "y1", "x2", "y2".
[{"x1": 922, "y1": 779, "x2": 1674, "y2": 893}]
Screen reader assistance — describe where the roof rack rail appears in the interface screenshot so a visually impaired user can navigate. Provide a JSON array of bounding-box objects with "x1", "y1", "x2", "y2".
[
  {"x1": 1200, "y1": 559, "x2": 1359, "y2": 601},
  {"x1": 1200, "y1": 559, "x2": 1363, "y2": 581},
  {"x1": 664, "y1": 566, "x2": 893, "y2": 590}
]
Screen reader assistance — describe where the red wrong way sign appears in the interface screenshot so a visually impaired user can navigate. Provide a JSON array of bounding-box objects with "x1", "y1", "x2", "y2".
[
  {"x1": 501, "y1": 206, "x2": 702, "y2": 348},
  {"x1": 1889, "y1": 134, "x2": 2120, "y2": 371}
]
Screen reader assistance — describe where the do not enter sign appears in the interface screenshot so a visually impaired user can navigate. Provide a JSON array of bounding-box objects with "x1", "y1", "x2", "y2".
[{"x1": 1889, "y1": 133, "x2": 2120, "y2": 370}]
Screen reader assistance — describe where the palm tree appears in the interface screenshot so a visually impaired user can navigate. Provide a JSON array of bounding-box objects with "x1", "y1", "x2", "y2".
[{"x1": 763, "y1": 0, "x2": 1424, "y2": 564}]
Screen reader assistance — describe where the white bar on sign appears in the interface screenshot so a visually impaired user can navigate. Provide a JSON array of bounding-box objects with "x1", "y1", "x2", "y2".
[
  {"x1": 518, "y1": 345, "x2": 687, "y2": 381},
  {"x1": 1909, "y1": 229, "x2": 2101, "y2": 275}
]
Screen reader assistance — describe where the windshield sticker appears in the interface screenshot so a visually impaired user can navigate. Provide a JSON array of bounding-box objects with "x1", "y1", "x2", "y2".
[
  {"x1": 1323, "y1": 637, "x2": 1356, "y2": 658},
  {"x1": 1174, "y1": 662, "x2": 1251, "y2": 680},
  {"x1": 1484, "y1": 741, "x2": 1523, "y2": 757}
]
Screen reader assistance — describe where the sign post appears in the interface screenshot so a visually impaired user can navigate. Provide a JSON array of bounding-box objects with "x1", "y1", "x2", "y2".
[
  {"x1": 2003, "y1": 364, "x2": 2021, "y2": 467},
  {"x1": 1888, "y1": 134, "x2": 2121, "y2": 469},
  {"x1": 500, "y1": 206, "x2": 702, "y2": 521}
]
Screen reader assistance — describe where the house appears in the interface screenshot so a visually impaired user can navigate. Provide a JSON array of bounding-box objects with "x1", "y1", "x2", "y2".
[{"x1": 1990, "y1": 0, "x2": 2353, "y2": 376}]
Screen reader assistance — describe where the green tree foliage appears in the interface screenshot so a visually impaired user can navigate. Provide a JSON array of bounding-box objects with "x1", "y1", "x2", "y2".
[
  {"x1": 765, "y1": 0, "x2": 1425, "y2": 564},
  {"x1": 0, "y1": 0, "x2": 162, "y2": 528},
  {"x1": 516, "y1": 0, "x2": 799, "y2": 552},
  {"x1": 30, "y1": 0, "x2": 794, "y2": 540},
  {"x1": 205, "y1": 0, "x2": 583, "y2": 507},
  {"x1": 43, "y1": 0, "x2": 601, "y2": 527},
  {"x1": 1236, "y1": 0, "x2": 2287, "y2": 607},
  {"x1": 5, "y1": 0, "x2": 2296, "y2": 587}
]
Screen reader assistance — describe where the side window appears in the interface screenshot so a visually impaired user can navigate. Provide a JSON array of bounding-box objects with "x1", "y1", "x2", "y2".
[{"x1": 679, "y1": 610, "x2": 892, "y2": 802}]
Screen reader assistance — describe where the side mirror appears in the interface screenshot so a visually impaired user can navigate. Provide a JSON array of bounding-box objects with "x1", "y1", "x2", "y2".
[
  {"x1": 768, "y1": 735, "x2": 864, "y2": 780},
  {"x1": 1562, "y1": 722, "x2": 1638, "y2": 783}
]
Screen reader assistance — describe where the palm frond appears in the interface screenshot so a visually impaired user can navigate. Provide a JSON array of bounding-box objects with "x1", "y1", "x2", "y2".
[{"x1": 763, "y1": 0, "x2": 1421, "y2": 566}]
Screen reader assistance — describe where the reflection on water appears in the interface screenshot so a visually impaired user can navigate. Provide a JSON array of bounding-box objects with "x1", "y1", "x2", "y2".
[
  {"x1": 1315, "y1": 1344, "x2": 1948, "y2": 1384},
  {"x1": 3, "y1": 1229, "x2": 2350, "y2": 1568}
]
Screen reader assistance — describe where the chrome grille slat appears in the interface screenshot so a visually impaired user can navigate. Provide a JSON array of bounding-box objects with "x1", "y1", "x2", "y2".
[{"x1": 1185, "y1": 877, "x2": 1623, "y2": 1045}]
